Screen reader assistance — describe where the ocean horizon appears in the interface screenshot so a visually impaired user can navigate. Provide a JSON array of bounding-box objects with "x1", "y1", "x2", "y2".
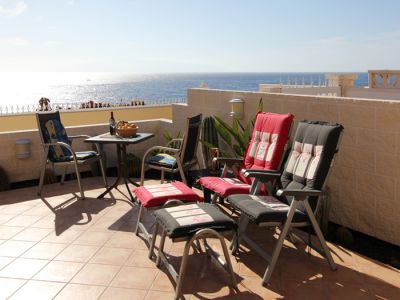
[{"x1": 0, "y1": 72, "x2": 369, "y2": 107}]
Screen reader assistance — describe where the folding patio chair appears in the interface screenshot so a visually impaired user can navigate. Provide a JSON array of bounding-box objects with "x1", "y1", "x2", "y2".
[
  {"x1": 198, "y1": 112, "x2": 294, "y2": 203},
  {"x1": 140, "y1": 114, "x2": 202, "y2": 186},
  {"x1": 36, "y1": 111, "x2": 107, "y2": 199},
  {"x1": 228, "y1": 120, "x2": 343, "y2": 284}
]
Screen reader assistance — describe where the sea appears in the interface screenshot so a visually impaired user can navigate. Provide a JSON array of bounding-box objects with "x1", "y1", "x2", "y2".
[{"x1": 0, "y1": 72, "x2": 368, "y2": 107}]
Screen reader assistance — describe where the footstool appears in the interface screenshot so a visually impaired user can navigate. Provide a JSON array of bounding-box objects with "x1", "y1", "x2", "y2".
[
  {"x1": 133, "y1": 181, "x2": 202, "y2": 253},
  {"x1": 151, "y1": 203, "x2": 238, "y2": 300}
]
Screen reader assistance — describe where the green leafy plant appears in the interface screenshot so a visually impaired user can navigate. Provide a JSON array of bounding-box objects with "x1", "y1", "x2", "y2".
[
  {"x1": 163, "y1": 130, "x2": 182, "y2": 149},
  {"x1": 212, "y1": 98, "x2": 263, "y2": 157}
]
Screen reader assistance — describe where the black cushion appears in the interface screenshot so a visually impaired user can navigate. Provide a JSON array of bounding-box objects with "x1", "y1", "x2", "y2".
[
  {"x1": 229, "y1": 194, "x2": 309, "y2": 224},
  {"x1": 153, "y1": 203, "x2": 237, "y2": 239},
  {"x1": 280, "y1": 121, "x2": 343, "y2": 210}
]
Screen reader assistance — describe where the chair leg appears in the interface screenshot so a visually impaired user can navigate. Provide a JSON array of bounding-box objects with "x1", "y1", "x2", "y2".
[
  {"x1": 262, "y1": 200, "x2": 298, "y2": 285},
  {"x1": 99, "y1": 157, "x2": 108, "y2": 187},
  {"x1": 303, "y1": 200, "x2": 337, "y2": 271},
  {"x1": 135, "y1": 204, "x2": 144, "y2": 236},
  {"x1": 37, "y1": 160, "x2": 47, "y2": 196},
  {"x1": 60, "y1": 166, "x2": 68, "y2": 185},
  {"x1": 231, "y1": 214, "x2": 249, "y2": 254},
  {"x1": 156, "y1": 230, "x2": 167, "y2": 268},
  {"x1": 149, "y1": 222, "x2": 159, "y2": 259},
  {"x1": 73, "y1": 162, "x2": 85, "y2": 199},
  {"x1": 160, "y1": 170, "x2": 165, "y2": 184}
]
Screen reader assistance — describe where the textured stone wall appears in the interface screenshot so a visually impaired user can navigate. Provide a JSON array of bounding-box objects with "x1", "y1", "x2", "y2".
[{"x1": 180, "y1": 88, "x2": 400, "y2": 246}]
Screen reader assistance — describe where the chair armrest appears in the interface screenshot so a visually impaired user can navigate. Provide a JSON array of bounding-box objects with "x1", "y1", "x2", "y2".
[
  {"x1": 166, "y1": 138, "x2": 183, "y2": 149},
  {"x1": 69, "y1": 135, "x2": 91, "y2": 140},
  {"x1": 276, "y1": 189, "x2": 322, "y2": 198},
  {"x1": 43, "y1": 142, "x2": 76, "y2": 159},
  {"x1": 214, "y1": 157, "x2": 243, "y2": 166},
  {"x1": 243, "y1": 169, "x2": 281, "y2": 179},
  {"x1": 149, "y1": 146, "x2": 180, "y2": 154}
]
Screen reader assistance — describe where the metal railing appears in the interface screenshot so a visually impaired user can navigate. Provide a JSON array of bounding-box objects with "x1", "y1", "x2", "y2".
[{"x1": 0, "y1": 97, "x2": 187, "y2": 115}]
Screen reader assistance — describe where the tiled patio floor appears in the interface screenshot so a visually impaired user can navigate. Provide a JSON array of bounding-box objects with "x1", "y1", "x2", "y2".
[{"x1": 0, "y1": 177, "x2": 399, "y2": 299}]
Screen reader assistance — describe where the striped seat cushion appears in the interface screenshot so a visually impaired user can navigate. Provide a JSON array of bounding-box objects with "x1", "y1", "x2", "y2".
[{"x1": 133, "y1": 181, "x2": 202, "y2": 208}]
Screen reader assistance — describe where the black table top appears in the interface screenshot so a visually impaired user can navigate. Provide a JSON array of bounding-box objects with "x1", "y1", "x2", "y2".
[{"x1": 85, "y1": 132, "x2": 154, "y2": 145}]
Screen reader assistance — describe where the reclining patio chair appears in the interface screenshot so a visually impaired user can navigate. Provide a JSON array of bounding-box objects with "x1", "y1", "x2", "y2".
[
  {"x1": 36, "y1": 111, "x2": 107, "y2": 199},
  {"x1": 140, "y1": 114, "x2": 202, "y2": 186},
  {"x1": 228, "y1": 120, "x2": 343, "y2": 284},
  {"x1": 198, "y1": 112, "x2": 294, "y2": 203}
]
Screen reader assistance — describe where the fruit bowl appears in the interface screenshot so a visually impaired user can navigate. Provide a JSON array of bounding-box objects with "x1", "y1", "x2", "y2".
[{"x1": 116, "y1": 121, "x2": 138, "y2": 138}]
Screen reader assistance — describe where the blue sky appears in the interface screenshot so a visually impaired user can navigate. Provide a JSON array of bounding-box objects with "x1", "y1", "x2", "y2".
[{"x1": 1, "y1": 0, "x2": 400, "y2": 72}]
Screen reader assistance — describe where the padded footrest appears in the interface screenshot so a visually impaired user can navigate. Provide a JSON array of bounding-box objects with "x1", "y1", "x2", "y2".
[
  {"x1": 152, "y1": 203, "x2": 238, "y2": 299},
  {"x1": 133, "y1": 181, "x2": 202, "y2": 208},
  {"x1": 153, "y1": 203, "x2": 237, "y2": 239}
]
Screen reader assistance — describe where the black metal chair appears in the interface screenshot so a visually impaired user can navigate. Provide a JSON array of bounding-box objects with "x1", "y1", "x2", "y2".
[
  {"x1": 36, "y1": 111, "x2": 107, "y2": 199},
  {"x1": 228, "y1": 120, "x2": 343, "y2": 284},
  {"x1": 140, "y1": 114, "x2": 202, "y2": 185}
]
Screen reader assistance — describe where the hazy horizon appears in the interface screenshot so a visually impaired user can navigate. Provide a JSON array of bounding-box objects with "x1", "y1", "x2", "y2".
[{"x1": 1, "y1": 1, "x2": 399, "y2": 72}]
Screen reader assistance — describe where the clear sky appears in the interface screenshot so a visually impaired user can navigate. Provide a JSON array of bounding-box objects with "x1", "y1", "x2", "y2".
[{"x1": 1, "y1": 0, "x2": 400, "y2": 73}]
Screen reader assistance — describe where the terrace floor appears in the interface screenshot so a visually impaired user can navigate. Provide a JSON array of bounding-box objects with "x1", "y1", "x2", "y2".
[{"x1": 0, "y1": 177, "x2": 399, "y2": 300}]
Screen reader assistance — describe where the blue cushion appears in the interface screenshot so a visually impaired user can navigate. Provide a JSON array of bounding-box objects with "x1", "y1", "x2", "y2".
[
  {"x1": 147, "y1": 153, "x2": 177, "y2": 168},
  {"x1": 52, "y1": 151, "x2": 97, "y2": 163},
  {"x1": 41, "y1": 118, "x2": 72, "y2": 162}
]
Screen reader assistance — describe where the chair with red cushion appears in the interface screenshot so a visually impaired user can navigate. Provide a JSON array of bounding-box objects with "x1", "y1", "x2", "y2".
[{"x1": 198, "y1": 112, "x2": 294, "y2": 203}]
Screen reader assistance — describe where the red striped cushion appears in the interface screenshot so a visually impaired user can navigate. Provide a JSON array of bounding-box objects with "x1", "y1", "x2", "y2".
[{"x1": 133, "y1": 181, "x2": 203, "y2": 208}]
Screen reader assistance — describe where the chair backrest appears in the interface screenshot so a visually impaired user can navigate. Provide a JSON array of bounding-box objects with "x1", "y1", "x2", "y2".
[
  {"x1": 239, "y1": 112, "x2": 294, "y2": 183},
  {"x1": 201, "y1": 116, "x2": 219, "y2": 167},
  {"x1": 36, "y1": 111, "x2": 72, "y2": 162},
  {"x1": 180, "y1": 114, "x2": 202, "y2": 166},
  {"x1": 280, "y1": 120, "x2": 343, "y2": 210}
]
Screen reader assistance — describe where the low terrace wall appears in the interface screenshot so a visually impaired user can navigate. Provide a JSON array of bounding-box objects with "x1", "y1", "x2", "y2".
[
  {"x1": 0, "y1": 105, "x2": 172, "y2": 132},
  {"x1": 177, "y1": 88, "x2": 400, "y2": 246},
  {"x1": 0, "y1": 119, "x2": 172, "y2": 183}
]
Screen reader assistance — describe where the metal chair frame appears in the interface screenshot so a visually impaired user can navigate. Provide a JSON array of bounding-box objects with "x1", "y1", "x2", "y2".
[
  {"x1": 140, "y1": 114, "x2": 202, "y2": 185},
  {"x1": 230, "y1": 131, "x2": 343, "y2": 284},
  {"x1": 36, "y1": 112, "x2": 107, "y2": 199},
  {"x1": 153, "y1": 225, "x2": 237, "y2": 300}
]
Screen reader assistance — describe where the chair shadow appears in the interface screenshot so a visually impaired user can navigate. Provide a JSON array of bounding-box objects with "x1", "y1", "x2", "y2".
[
  {"x1": 235, "y1": 231, "x2": 400, "y2": 299},
  {"x1": 40, "y1": 195, "x2": 116, "y2": 235}
]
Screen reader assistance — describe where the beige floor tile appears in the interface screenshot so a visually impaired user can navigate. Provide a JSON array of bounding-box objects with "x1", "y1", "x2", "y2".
[
  {"x1": 21, "y1": 242, "x2": 67, "y2": 260},
  {"x1": 55, "y1": 244, "x2": 100, "y2": 262},
  {"x1": 41, "y1": 229, "x2": 82, "y2": 243},
  {"x1": 54, "y1": 283, "x2": 106, "y2": 300},
  {"x1": 322, "y1": 281, "x2": 372, "y2": 300},
  {"x1": 4, "y1": 215, "x2": 42, "y2": 227},
  {"x1": 9, "y1": 280, "x2": 65, "y2": 300},
  {"x1": 100, "y1": 287, "x2": 147, "y2": 300},
  {"x1": 0, "y1": 240, "x2": 36, "y2": 257},
  {"x1": 145, "y1": 290, "x2": 176, "y2": 300},
  {"x1": 0, "y1": 256, "x2": 14, "y2": 270},
  {"x1": 0, "y1": 258, "x2": 49, "y2": 279},
  {"x1": 21, "y1": 205, "x2": 53, "y2": 217},
  {"x1": 33, "y1": 260, "x2": 84, "y2": 282},
  {"x1": 71, "y1": 263, "x2": 121, "y2": 286},
  {"x1": 89, "y1": 247, "x2": 133, "y2": 265},
  {"x1": 150, "y1": 270, "x2": 175, "y2": 292},
  {"x1": 0, "y1": 214, "x2": 17, "y2": 225},
  {"x1": 31, "y1": 215, "x2": 57, "y2": 229},
  {"x1": 72, "y1": 230, "x2": 113, "y2": 246},
  {"x1": 0, "y1": 278, "x2": 27, "y2": 299},
  {"x1": 1, "y1": 205, "x2": 32, "y2": 215},
  {"x1": 104, "y1": 232, "x2": 140, "y2": 248},
  {"x1": 111, "y1": 266, "x2": 158, "y2": 289},
  {"x1": 125, "y1": 249, "x2": 157, "y2": 268},
  {"x1": 0, "y1": 225, "x2": 25, "y2": 239},
  {"x1": 11, "y1": 227, "x2": 53, "y2": 242}
]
